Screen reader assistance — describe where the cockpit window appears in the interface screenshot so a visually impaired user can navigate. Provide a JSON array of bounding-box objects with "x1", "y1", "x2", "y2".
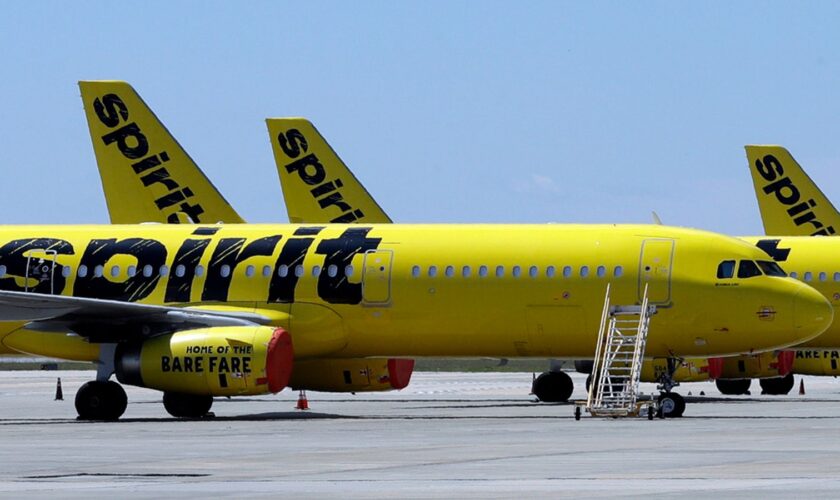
[
  {"x1": 756, "y1": 260, "x2": 787, "y2": 277},
  {"x1": 737, "y1": 260, "x2": 762, "y2": 279},
  {"x1": 717, "y1": 260, "x2": 735, "y2": 279}
]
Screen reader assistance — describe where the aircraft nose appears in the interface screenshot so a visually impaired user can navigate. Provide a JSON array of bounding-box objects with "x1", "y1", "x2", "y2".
[{"x1": 793, "y1": 285, "x2": 833, "y2": 340}]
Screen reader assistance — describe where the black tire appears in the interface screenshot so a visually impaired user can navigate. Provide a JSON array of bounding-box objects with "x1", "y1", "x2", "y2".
[
  {"x1": 657, "y1": 392, "x2": 686, "y2": 418},
  {"x1": 759, "y1": 373, "x2": 795, "y2": 395},
  {"x1": 162, "y1": 392, "x2": 213, "y2": 418},
  {"x1": 75, "y1": 381, "x2": 127, "y2": 421},
  {"x1": 716, "y1": 378, "x2": 752, "y2": 395},
  {"x1": 531, "y1": 371, "x2": 574, "y2": 402}
]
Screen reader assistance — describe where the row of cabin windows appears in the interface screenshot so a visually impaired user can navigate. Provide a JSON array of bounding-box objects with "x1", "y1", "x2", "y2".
[
  {"x1": 716, "y1": 260, "x2": 787, "y2": 279},
  {"x1": 0, "y1": 264, "x2": 357, "y2": 280},
  {"x1": 0, "y1": 262, "x2": 628, "y2": 281},
  {"x1": 410, "y1": 264, "x2": 624, "y2": 279},
  {"x1": 789, "y1": 271, "x2": 840, "y2": 283}
]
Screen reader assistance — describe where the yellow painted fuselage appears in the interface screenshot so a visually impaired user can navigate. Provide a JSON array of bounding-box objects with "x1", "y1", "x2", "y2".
[{"x1": 0, "y1": 224, "x2": 830, "y2": 362}]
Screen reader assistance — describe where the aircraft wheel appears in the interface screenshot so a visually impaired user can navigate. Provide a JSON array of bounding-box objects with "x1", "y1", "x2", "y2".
[
  {"x1": 759, "y1": 373, "x2": 795, "y2": 395},
  {"x1": 716, "y1": 378, "x2": 752, "y2": 395},
  {"x1": 75, "y1": 381, "x2": 127, "y2": 420},
  {"x1": 531, "y1": 371, "x2": 574, "y2": 402},
  {"x1": 657, "y1": 392, "x2": 685, "y2": 418},
  {"x1": 163, "y1": 392, "x2": 213, "y2": 418}
]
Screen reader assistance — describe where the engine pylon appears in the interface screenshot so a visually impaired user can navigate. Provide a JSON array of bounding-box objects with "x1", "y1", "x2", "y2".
[{"x1": 296, "y1": 390, "x2": 309, "y2": 410}]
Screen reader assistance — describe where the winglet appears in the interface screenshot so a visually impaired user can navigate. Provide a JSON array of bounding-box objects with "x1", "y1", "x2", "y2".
[
  {"x1": 651, "y1": 211, "x2": 663, "y2": 225},
  {"x1": 745, "y1": 145, "x2": 840, "y2": 236},
  {"x1": 266, "y1": 118, "x2": 391, "y2": 224},
  {"x1": 79, "y1": 81, "x2": 244, "y2": 224}
]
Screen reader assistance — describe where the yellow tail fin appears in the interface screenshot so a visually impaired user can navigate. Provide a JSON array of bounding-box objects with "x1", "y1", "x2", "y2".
[
  {"x1": 745, "y1": 145, "x2": 840, "y2": 236},
  {"x1": 266, "y1": 118, "x2": 392, "y2": 224},
  {"x1": 79, "y1": 81, "x2": 244, "y2": 224}
]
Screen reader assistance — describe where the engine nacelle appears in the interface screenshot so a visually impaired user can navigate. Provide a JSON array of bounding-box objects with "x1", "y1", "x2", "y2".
[
  {"x1": 290, "y1": 358, "x2": 414, "y2": 392},
  {"x1": 115, "y1": 326, "x2": 293, "y2": 396},
  {"x1": 718, "y1": 351, "x2": 793, "y2": 379}
]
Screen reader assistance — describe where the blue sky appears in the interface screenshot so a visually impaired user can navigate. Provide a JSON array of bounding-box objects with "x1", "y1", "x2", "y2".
[{"x1": 2, "y1": 2, "x2": 840, "y2": 235}]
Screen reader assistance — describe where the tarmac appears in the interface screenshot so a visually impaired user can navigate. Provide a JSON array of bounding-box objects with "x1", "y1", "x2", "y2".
[{"x1": 2, "y1": 370, "x2": 840, "y2": 498}]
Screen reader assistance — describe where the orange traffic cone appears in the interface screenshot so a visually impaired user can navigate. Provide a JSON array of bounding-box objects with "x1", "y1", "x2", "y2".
[
  {"x1": 54, "y1": 377, "x2": 63, "y2": 401},
  {"x1": 799, "y1": 379, "x2": 806, "y2": 395},
  {"x1": 295, "y1": 390, "x2": 309, "y2": 410}
]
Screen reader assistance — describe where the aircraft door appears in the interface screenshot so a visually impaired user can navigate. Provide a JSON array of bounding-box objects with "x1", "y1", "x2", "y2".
[
  {"x1": 638, "y1": 239, "x2": 674, "y2": 304},
  {"x1": 24, "y1": 249, "x2": 59, "y2": 294},
  {"x1": 362, "y1": 250, "x2": 393, "y2": 304}
]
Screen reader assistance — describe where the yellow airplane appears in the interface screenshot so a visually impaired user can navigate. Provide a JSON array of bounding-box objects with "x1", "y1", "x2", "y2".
[
  {"x1": 1, "y1": 85, "x2": 828, "y2": 423},
  {"x1": 74, "y1": 80, "x2": 412, "y2": 396},
  {"x1": 267, "y1": 123, "x2": 840, "y2": 407}
]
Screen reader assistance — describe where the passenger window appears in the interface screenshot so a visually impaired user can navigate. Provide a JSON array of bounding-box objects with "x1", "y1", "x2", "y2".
[
  {"x1": 294, "y1": 265, "x2": 304, "y2": 277},
  {"x1": 312, "y1": 265, "x2": 321, "y2": 277},
  {"x1": 78, "y1": 265, "x2": 88, "y2": 278},
  {"x1": 328, "y1": 264, "x2": 338, "y2": 278},
  {"x1": 835, "y1": 272, "x2": 840, "y2": 282},
  {"x1": 512, "y1": 266, "x2": 522, "y2": 278},
  {"x1": 445, "y1": 266, "x2": 455, "y2": 278},
  {"x1": 196, "y1": 265, "x2": 205, "y2": 277},
  {"x1": 546, "y1": 265, "x2": 556, "y2": 278},
  {"x1": 142, "y1": 265, "x2": 153, "y2": 278},
  {"x1": 580, "y1": 266, "x2": 589, "y2": 277},
  {"x1": 495, "y1": 266, "x2": 505, "y2": 278},
  {"x1": 278, "y1": 265, "x2": 289, "y2": 278},
  {"x1": 0, "y1": 265, "x2": 6, "y2": 277},
  {"x1": 716, "y1": 260, "x2": 735, "y2": 279},
  {"x1": 596, "y1": 266, "x2": 606, "y2": 278},
  {"x1": 111, "y1": 265, "x2": 121, "y2": 277},
  {"x1": 411, "y1": 265, "x2": 421, "y2": 278},
  {"x1": 94, "y1": 265, "x2": 104, "y2": 278},
  {"x1": 245, "y1": 265, "x2": 255, "y2": 277},
  {"x1": 790, "y1": 271, "x2": 798, "y2": 279},
  {"x1": 479, "y1": 265, "x2": 488, "y2": 277},
  {"x1": 127, "y1": 265, "x2": 137, "y2": 277},
  {"x1": 263, "y1": 265, "x2": 272, "y2": 277},
  {"x1": 614, "y1": 265, "x2": 623, "y2": 277},
  {"x1": 175, "y1": 265, "x2": 186, "y2": 278},
  {"x1": 737, "y1": 260, "x2": 762, "y2": 279},
  {"x1": 159, "y1": 265, "x2": 169, "y2": 277},
  {"x1": 756, "y1": 261, "x2": 787, "y2": 277},
  {"x1": 563, "y1": 266, "x2": 572, "y2": 278},
  {"x1": 529, "y1": 266, "x2": 538, "y2": 278},
  {"x1": 428, "y1": 266, "x2": 438, "y2": 278},
  {"x1": 462, "y1": 266, "x2": 471, "y2": 278},
  {"x1": 220, "y1": 264, "x2": 231, "y2": 278},
  {"x1": 62, "y1": 266, "x2": 72, "y2": 278},
  {"x1": 345, "y1": 265, "x2": 354, "y2": 277},
  {"x1": 820, "y1": 272, "x2": 828, "y2": 282},
  {"x1": 804, "y1": 271, "x2": 813, "y2": 282}
]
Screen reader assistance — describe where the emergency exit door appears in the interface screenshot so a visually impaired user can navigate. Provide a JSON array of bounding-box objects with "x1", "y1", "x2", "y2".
[{"x1": 362, "y1": 250, "x2": 393, "y2": 304}]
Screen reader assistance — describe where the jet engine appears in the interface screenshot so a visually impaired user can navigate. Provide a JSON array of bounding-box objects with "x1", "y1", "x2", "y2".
[{"x1": 115, "y1": 326, "x2": 293, "y2": 396}]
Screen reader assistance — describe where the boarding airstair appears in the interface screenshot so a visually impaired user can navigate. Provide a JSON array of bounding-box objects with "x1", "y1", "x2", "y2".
[{"x1": 579, "y1": 283, "x2": 656, "y2": 418}]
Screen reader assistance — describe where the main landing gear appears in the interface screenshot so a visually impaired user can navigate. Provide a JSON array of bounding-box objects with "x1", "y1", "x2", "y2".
[
  {"x1": 531, "y1": 370, "x2": 574, "y2": 402},
  {"x1": 715, "y1": 378, "x2": 751, "y2": 395},
  {"x1": 75, "y1": 380, "x2": 127, "y2": 421},
  {"x1": 76, "y1": 344, "x2": 128, "y2": 421},
  {"x1": 759, "y1": 373, "x2": 795, "y2": 395},
  {"x1": 162, "y1": 392, "x2": 214, "y2": 418}
]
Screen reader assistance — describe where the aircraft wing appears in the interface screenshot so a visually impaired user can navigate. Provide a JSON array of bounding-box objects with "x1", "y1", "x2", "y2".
[{"x1": 0, "y1": 289, "x2": 270, "y2": 342}]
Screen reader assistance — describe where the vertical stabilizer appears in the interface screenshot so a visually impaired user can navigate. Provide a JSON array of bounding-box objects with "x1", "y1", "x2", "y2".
[
  {"x1": 745, "y1": 145, "x2": 840, "y2": 236},
  {"x1": 79, "y1": 81, "x2": 244, "y2": 224},
  {"x1": 266, "y1": 118, "x2": 391, "y2": 224}
]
